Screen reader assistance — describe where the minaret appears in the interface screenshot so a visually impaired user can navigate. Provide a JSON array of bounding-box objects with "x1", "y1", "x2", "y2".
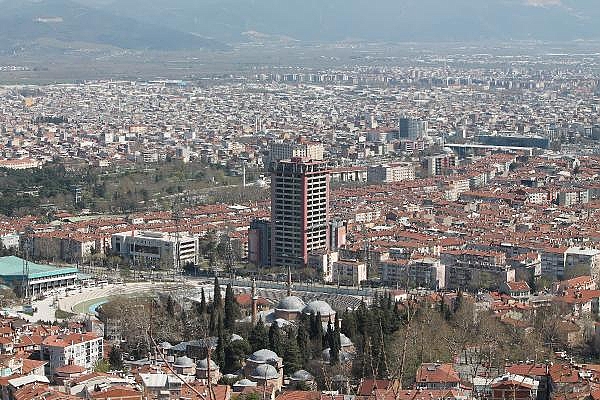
[
  {"x1": 286, "y1": 266, "x2": 292, "y2": 297},
  {"x1": 251, "y1": 278, "x2": 258, "y2": 325}
]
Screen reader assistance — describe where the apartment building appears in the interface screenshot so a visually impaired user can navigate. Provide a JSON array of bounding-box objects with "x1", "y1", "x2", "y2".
[
  {"x1": 442, "y1": 250, "x2": 515, "y2": 290},
  {"x1": 367, "y1": 162, "x2": 415, "y2": 183},
  {"x1": 565, "y1": 247, "x2": 600, "y2": 280},
  {"x1": 271, "y1": 158, "x2": 330, "y2": 268},
  {"x1": 41, "y1": 333, "x2": 103, "y2": 375},
  {"x1": 379, "y1": 257, "x2": 445, "y2": 289},
  {"x1": 331, "y1": 259, "x2": 367, "y2": 286}
]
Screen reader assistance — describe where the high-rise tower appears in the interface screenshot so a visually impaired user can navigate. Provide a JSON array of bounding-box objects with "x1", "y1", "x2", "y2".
[{"x1": 271, "y1": 157, "x2": 330, "y2": 269}]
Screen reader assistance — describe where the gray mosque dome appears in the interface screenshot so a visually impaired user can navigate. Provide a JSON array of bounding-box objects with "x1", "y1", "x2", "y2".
[
  {"x1": 276, "y1": 296, "x2": 306, "y2": 312},
  {"x1": 251, "y1": 364, "x2": 279, "y2": 380},
  {"x1": 322, "y1": 348, "x2": 353, "y2": 363},
  {"x1": 340, "y1": 333, "x2": 353, "y2": 347},
  {"x1": 291, "y1": 369, "x2": 314, "y2": 381},
  {"x1": 230, "y1": 334, "x2": 243, "y2": 342},
  {"x1": 196, "y1": 358, "x2": 218, "y2": 370},
  {"x1": 303, "y1": 300, "x2": 335, "y2": 316},
  {"x1": 174, "y1": 356, "x2": 194, "y2": 368},
  {"x1": 248, "y1": 349, "x2": 279, "y2": 362},
  {"x1": 235, "y1": 379, "x2": 257, "y2": 387}
]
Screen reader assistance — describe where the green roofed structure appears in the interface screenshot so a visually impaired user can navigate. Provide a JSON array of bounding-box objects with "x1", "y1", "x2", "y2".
[{"x1": 0, "y1": 256, "x2": 78, "y2": 297}]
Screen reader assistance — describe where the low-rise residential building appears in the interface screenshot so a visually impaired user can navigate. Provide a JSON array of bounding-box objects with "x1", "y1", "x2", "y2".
[
  {"x1": 379, "y1": 258, "x2": 445, "y2": 289},
  {"x1": 442, "y1": 250, "x2": 515, "y2": 290},
  {"x1": 41, "y1": 333, "x2": 103, "y2": 375},
  {"x1": 332, "y1": 259, "x2": 367, "y2": 286}
]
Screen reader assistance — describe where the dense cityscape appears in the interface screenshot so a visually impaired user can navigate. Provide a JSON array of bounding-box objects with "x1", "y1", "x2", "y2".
[{"x1": 1, "y1": 44, "x2": 600, "y2": 400}]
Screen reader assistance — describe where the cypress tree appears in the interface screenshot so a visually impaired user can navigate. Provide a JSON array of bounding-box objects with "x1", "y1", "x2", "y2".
[
  {"x1": 249, "y1": 318, "x2": 269, "y2": 352},
  {"x1": 214, "y1": 322, "x2": 226, "y2": 368},
  {"x1": 327, "y1": 319, "x2": 340, "y2": 365},
  {"x1": 209, "y1": 306, "x2": 218, "y2": 336},
  {"x1": 296, "y1": 323, "x2": 311, "y2": 363},
  {"x1": 283, "y1": 336, "x2": 302, "y2": 374},
  {"x1": 312, "y1": 313, "x2": 324, "y2": 357},
  {"x1": 268, "y1": 323, "x2": 284, "y2": 356},
  {"x1": 308, "y1": 312, "x2": 318, "y2": 339},
  {"x1": 198, "y1": 288, "x2": 207, "y2": 315},
  {"x1": 108, "y1": 345, "x2": 123, "y2": 370},
  {"x1": 224, "y1": 283, "x2": 239, "y2": 331},
  {"x1": 341, "y1": 310, "x2": 357, "y2": 340},
  {"x1": 325, "y1": 318, "x2": 334, "y2": 349}
]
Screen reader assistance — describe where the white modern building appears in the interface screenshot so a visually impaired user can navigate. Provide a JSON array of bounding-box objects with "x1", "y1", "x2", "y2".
[
  {"x1": 270, "y1": 141, "x2": 324, "y2": 163},
  {"x1": 111, "y1": 230, "x2": 198, "y2": 268},
  {"x1": 367, "y1": 162, "x2": 415, "y2": 183},
  {"x1": 41, "y1": 333, "x2": 103, "y2": 375}
]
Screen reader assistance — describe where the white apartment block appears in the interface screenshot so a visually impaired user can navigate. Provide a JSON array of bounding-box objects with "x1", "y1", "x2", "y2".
[
  {"x1": 379, "y1": 258, "x2": 445, "y2": 289},
  {"x1": 111, "y1": 230, "x2": 198, "y2": 268},
  {"x1": 270, "y1": 141, "x2": 324, "y2": 163},
  {"x1": 367, "y1": 162, "x2": 415, "y2": 183},
  {"x1": 332, "y1": 260, "x2": 367, "y2": 286},
  {"x1": 41, "y1": 333, "x2": 103, "y2": 374},
  {"x1": 565, "y1": 247, "x2": 600, "y2": 280}
]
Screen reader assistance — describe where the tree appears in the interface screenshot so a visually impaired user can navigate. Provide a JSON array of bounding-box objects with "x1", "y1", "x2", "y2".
[
  {"x1": 209, "y1": 305, "x2": 223, "y2": 337},
  {"x1": 213, "y1": 277, "x2": 223, "y2": 309},
  {"x1": 283, "y1": 335, "x2": 302, "y2": 374},
  {"x1": 198, "y1": 288, "x2": 207, "y2": 315},
  {"x1": 224, "y1": 283, "x2": 239, "y2": 331},
  {"x1": 269, "y1": 323, "x2": 284, "y2": 356},
  {"x1": 94, "y1": 359, "x2": 111, "y2": 373},
  {"x1": 330, "y1": 324, "x2": 342, "y2": 366},
  {"x1": 214, "y1": 325, "x2": 226, "y2": 368},
  {"x1": 296, "y1": 323, "x2": 311, "y2": 363},
  {"x1": 341, "y1": 310, "x2": 357, "y2": 341},
  {"x1": 249, "y1": 318, "x2": 269, "y2": 352},
  {"x1": 166, "y1": 295, "x2": 176, "y2": 316},
  {"x1": 108, "y1": 345, "x2": 123, "y2": 371},
  {"x1": 224, "y1": 338, "x2": 252, "y2": 374}
]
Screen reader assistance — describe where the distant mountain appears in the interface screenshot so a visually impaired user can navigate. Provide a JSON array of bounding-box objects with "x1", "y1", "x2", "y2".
[
  {"x1": 75, "y1": 0, "x2": 600, "y2": 43},
  {"x1": 0, "y1": 0, "x2": 225, "y2": 51}
]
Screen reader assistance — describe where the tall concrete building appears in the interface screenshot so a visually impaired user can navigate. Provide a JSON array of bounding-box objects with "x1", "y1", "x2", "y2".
[
  {"x1": 398, "y1": 117, "x2": 428, "y2": 139},
  {"x1": 271, "y1": 158, "x2": 330, "y2": 268}
]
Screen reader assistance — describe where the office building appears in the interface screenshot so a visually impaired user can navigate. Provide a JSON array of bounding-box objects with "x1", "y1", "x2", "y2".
[
  {"x1": 271, "y1": 158, "x2": 330, "y2": 268},
  {"x1": 111, "y1": 230, "x2": 198, "y2": 269}
]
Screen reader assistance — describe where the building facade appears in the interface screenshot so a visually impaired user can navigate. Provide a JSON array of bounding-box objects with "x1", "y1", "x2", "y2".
[
  {"x1": 41, "y1": 333, "x2": 103, "y2": 375},
  {"x1": 111, "y1": 230, "x2": 198, "y2": 269},
  {"x1": 271, "y1": 158, "x2": 330, "y2": 268}
]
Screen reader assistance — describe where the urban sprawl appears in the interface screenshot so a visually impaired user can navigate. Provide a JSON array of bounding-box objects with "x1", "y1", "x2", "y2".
[{"x1": 0, "y1": 54, "x2": 599, "y2": 400}]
